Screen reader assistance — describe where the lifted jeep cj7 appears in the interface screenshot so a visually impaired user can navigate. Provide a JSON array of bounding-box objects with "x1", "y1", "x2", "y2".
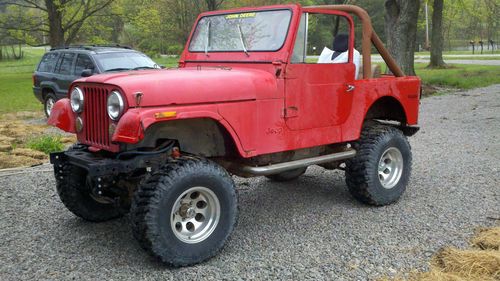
[{"x1": 48, "y1": 4, "x2": 420, "y2": 266}]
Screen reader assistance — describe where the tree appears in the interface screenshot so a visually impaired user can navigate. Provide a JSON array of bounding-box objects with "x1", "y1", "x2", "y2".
[
  {"x1": 205, "y1": 0, "x2": 224, "y2": 11},
  {"x1": 384, "y1": 0, "x2": 420, "y2": 76},
  {"x1": 428, "y1": 0, "x2": 446, "y2": 68},
  {"x1": 0, "y1": 0, "x2": 114, "y2": 47}
]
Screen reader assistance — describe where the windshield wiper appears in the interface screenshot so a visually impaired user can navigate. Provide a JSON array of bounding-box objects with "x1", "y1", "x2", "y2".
[
  {"x1": 204, "y1": 21, "x2": 211, "y2": 57},
  {"x1": 105, "y1": 67, "x2": 132, "y2": 72},
  {"x1": 237, "y1": 24, "x2": 249, "y2": 57}
]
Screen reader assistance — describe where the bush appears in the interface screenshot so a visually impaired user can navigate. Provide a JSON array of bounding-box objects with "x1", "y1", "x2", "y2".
[
  {"x1": 167, "y1": 45, "x2": 183, "y2": 55},
  {"x1": 26, "y1": 135, "x2": 64, "y2": 154}
]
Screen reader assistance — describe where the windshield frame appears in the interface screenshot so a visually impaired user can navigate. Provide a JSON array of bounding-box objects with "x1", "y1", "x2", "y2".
[{"x1": 187, "y1": 8, "x2": 294, "y2": 54}]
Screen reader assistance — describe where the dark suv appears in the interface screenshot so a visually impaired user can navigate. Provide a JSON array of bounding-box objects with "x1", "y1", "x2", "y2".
[{"x1": 33, "y1": 45, "x2": 160, "y2": 117}]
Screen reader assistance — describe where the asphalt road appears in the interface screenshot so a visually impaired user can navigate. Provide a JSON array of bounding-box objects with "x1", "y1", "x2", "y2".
[{"x1": 1, "y1": 85, "x2": 499, "y2": 280}]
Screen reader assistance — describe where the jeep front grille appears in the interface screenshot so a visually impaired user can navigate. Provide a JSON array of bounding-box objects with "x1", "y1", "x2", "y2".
[{"x1": 79, "y1": 85, "x2": 119, "y2": 152}]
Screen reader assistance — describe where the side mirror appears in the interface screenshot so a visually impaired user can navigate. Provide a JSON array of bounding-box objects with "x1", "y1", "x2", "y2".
[{"x1": 81, "y1": 69, "x2": 93, "y2": 77}]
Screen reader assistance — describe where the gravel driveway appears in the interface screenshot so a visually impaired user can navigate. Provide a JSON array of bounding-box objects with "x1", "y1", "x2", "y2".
[{"x1": 1, "y1": 85, "x2": 499, "y2": 280}]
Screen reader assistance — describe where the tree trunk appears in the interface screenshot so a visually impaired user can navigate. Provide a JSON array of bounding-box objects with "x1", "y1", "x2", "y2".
[
  {"x1": 45, "y1": 0, "x2": 65, "y2": 47},
  {"x1": 429, "y1": 0, "x2": 446, "y2": 68},
  {"x1": 384, "y1": 0, "x2": 420, "y2": 76},
  {"x1": 205, "y1": 0, "x2": 223, "y2": 11}
]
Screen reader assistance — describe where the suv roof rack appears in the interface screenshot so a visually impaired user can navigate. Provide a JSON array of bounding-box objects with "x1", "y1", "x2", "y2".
[{"x1": 49, "y1": 44, "x2": 132, "y2": 51}]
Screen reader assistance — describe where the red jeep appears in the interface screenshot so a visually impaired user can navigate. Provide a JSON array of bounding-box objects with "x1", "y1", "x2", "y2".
[{"x1": 48, "y1": 4, "x2": 420, "y2": 266}]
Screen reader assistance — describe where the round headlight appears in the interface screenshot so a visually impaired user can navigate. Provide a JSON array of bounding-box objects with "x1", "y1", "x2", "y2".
[
  {"x1": 107, "y1": 91, "x2": 124, "y2": 120},
  {"x1": 70, "y1": 87, "x2": 84, "y2": 113}
]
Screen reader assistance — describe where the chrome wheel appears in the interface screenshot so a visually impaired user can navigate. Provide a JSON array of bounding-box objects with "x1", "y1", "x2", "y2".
[
  {"x1": 378, "y1": 147, "x2": 403, "y2": 189},
  {"x1": 170, "y1": 186, "x2": 220, "y2": 244},
  {"x1": 45, "y1": 97, "x2": 55, "y2": 116}
]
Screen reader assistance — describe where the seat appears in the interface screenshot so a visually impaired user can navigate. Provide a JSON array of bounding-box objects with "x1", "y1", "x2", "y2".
[{"x1": 331, "y1": 33, "x2": 349, "y2": 60}]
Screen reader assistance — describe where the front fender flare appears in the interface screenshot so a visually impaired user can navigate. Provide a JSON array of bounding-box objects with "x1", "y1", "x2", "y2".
[
  {"x1": 47, "y1": 98, "x2": 76, "y2": 133},
  {"x1": 112, "y1": 106, "x2": 249, "y2": 157}
]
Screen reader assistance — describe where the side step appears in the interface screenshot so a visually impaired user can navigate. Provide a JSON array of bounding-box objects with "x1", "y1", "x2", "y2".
[{"x1": 239, "y1": 149, "x2": 356, "y2": 176}]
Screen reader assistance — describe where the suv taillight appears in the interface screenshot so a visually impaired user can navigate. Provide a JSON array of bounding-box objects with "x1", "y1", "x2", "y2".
[{"x1": 32, "y1": 75, "x2": 37, "y2": 86}]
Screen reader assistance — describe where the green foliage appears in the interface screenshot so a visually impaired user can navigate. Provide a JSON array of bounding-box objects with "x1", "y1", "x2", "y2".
[
  {"x1": 167, "y1": 45, "x2": 184, "y2": 55},
  {"x1": 26, "y1": 135, "x2": 64, "y2": 154}
]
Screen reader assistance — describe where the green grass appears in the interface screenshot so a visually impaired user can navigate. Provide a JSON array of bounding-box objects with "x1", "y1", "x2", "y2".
[
  {"x1": 26, "y1": 135, "x2": 64, "y2": 154},
  {"x1": 0, "y1": 47, "x2": 47, "y2": 113},
  {"x1": 413, "y1": 55, "x2": 500, "y2": 60},
  {"x1": 442, "y1": 57, "x2": 500, "y2": 60},
  {"x1": 415, "y1": 50, "x2": 500, "y2": 56},
  {"x1": 415, "y1": 63, "x2": 500, "y2": 89},
  {"x1": 155, "y1": 56, "x2": 180, "y2": 67}
]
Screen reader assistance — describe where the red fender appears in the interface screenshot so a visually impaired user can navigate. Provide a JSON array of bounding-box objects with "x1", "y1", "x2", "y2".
[
  {"x1": 47, "y1": 98, "x2": 76, "y2": 133},
  {"x1": 112, "y1": 106, "x2": 251, "y2": 157}
]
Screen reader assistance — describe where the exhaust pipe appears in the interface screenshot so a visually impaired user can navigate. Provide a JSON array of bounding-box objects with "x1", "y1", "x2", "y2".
[{"x1": 239, "y1": 149, "x2": 356, "y2": 176}]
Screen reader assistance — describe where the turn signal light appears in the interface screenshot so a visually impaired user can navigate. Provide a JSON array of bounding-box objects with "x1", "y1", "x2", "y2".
[{"x1": 154, "y1": 111, "x2": 177, "y2": 119}]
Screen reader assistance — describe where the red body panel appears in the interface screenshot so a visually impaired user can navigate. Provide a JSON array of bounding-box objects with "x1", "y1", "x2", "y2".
[
  {"x1": 47, "y1": 98, "x2": 76, "y2": 133},
  {"x1": 49, "y1": 4, "x2": 421, "y2": 158}
]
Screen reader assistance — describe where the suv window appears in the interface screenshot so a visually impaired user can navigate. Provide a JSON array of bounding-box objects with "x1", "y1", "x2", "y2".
[
  {"x1": 38, "y1": 52, "x2": 59, "y2": 72},
  {"x1": 74, "y1": 54, "x2": 95, "y2": 75},
  {"x1": 55, "y1": 53, "x2": 76, "y2": 75},
  {"x1": 95, "y1": 52, "x2": 157, "y2": 72}
]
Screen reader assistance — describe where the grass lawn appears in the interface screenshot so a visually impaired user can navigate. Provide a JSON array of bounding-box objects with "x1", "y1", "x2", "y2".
[
  {"x1": 0, "y1": 48, "x2": 47, "y2": 114},
  {"x1": 415, "y1": 63, "x2": 500, "y2": 89},
  {"x1": 439, "y1": 56, "x2": 500, "y2": 60},
  {"x1": 415, "y1": 50, "x2": 500, "y2": 56}
]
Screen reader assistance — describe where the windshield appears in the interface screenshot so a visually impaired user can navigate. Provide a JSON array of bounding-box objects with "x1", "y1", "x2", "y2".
[
  {"x1": 95, "y1": 52, "x2": 158, "y2": 72},
  {"x1": 189, "y1": 10, "x2": 292, "y2": 52}
]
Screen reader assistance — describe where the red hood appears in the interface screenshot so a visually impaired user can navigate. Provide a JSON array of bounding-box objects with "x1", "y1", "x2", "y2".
[{"x1": 74, "y1": 67, "x2": 278, "y2": 106}]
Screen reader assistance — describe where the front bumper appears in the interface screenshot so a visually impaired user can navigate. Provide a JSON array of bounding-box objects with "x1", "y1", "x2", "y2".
[{"x1": 50, "y1": 146, "x2": 168, "y2": 179}]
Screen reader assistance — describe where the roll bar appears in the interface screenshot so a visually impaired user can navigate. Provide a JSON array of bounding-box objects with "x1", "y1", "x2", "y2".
[{"x1": 305, "y1": 5, "x2": 405, "y2": 78}]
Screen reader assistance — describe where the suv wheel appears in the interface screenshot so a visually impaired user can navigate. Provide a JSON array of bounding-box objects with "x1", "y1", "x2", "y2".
[
  {"x1": 345, "y1": 123, "x2": 412, "y2": 206},
  {"x1": 130, "y1": 156, "x2": 238, "y2": 267},
  {"x1": 44, "y1": 93, "x2": 56, "y2": 117},
  {"x1": 266, "y1": 167, "x2": 307, "y2": 182}
]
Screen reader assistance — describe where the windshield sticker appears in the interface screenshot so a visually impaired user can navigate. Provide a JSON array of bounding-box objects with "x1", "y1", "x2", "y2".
[{"x1": 225, "y1": 12, "x2": 256, "y2": 20}]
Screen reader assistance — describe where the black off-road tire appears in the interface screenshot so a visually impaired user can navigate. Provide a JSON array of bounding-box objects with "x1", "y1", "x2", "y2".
[
  {"x1": 265, "y1": 167, "x2": 308, "y2": 182},
  {"x1": 130, "y1": 156, "x2": 238, "y2": 267},
  {"x1": 345, "y1": 123, "x2": 412, "y2": 206},
  {"x1": 55, "y1": 161, "x2": 124, "y2": 222},
  {"x1": 44, "y1": 92, "x2": 57, "y2": 118}
]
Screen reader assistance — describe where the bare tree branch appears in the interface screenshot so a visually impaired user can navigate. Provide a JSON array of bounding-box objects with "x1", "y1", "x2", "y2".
[{"x1": 0, "y1": 1, "x2": 47, "y2": 11}]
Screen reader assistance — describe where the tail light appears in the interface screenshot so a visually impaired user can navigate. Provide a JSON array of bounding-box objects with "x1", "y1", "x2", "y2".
[{"x1": 32, "y1": 74, "x2": 37, "y2": 86}]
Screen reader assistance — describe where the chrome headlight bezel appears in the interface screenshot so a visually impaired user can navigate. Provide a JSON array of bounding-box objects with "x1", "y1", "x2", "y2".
[
  {"x1": 107, "y1": 91, "x2": 124, "y2": 120},
  {"x1": 70, "y1": 87, "x2": 84, "y2": 113}
]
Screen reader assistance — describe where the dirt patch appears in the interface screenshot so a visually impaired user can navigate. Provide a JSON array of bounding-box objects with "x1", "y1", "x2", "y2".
[
  {"x1": 421, "y1": 84, "x2": 455, "y2": 97},
  {"x1": 11, "y1": 148, "x2": 47, "y2": 160},
  {"x1": 0, "y1": 153, "x2": 44, "y2": 169},
  {"x1": 0, "y1": 112, "x2": 74, "y2": 169}
]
